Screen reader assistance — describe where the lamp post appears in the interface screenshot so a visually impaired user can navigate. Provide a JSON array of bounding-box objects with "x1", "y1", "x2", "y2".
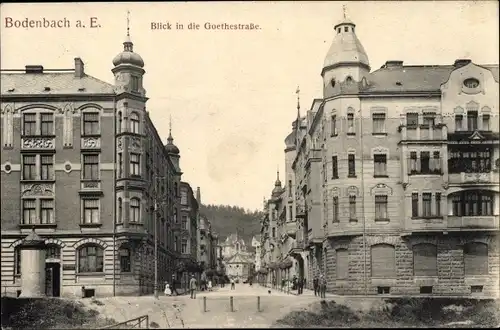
[{"x1": 358, "y1": 109, "x2": 367, "y2": 295}]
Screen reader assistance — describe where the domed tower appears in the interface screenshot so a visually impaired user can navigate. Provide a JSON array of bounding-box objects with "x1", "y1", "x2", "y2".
[
  {"x1": 113, "y1": 13, "x2": 148, "y2": 229},
  {"x1": 321, "y1": 11, "x2": 370, "y2": 98},
  {"x1": 165, "y1": 116, "x2": 181, "y2": 171},
  {"x1": 112, "y1": 13, "x2": 146, "y2": 98},
  {"x1": 272, "y1": 170, "x2": 284, "y2": 198}
]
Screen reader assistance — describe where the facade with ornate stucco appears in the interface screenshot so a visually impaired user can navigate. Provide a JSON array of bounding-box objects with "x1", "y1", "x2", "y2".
[
  {"x1": 0, "y1": 28, "x2": 201, "y2": 297},
  {"x1": 260, "y1": 16, "x2": 499, "y2": 297}
]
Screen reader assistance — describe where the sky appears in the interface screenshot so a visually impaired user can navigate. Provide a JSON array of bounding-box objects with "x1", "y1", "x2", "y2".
[{"x1": 1, "y1": 1, "x2": 498, "y2": 211}]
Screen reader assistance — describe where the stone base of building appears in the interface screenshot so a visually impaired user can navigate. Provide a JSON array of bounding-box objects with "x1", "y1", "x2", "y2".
[
  {"x1": 304, "y1": 232, "x2": 499, "y2": 298},
  {"x1": 1, "y1": 234, "x2": 180, "y2": 298}
]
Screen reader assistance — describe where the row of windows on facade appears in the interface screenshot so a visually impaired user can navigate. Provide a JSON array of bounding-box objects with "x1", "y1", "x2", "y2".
[
  {"x1": 292, "y1": 147, "x2": 494, "y2": 186},
  {"x1": 20, "y1": 153, "x2": 187, "y2": 194},
  {"x1": 20, "y1": 112, "x2": 142, "y2": 136},
  {"x1": 276, "y1": 189, "x2": 496, "y2": 226},
  {"x1": 13, "y1": 242, "x2": 189, "y2": 275},
  {"x1": 21, "y1": 197, "x2": 194, "y2": 228},
  {"x1": 326, "y1": 111, "x2": 492, "y2": 137},
  {"x1": 326, "y1": 242, "x2": 489, "y2": 279}
]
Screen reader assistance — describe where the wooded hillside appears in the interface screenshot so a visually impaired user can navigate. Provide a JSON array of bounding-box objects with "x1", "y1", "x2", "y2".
[{"x1": 200, "y1": 204, "x2": 263, "y2": 246}]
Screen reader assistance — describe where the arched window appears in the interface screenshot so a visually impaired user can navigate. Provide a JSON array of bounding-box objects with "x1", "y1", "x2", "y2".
[
  {"x1": 130, "y1": 112, "x2": 140, "y2": 134},
  {"x1": 464, "y1": 242, "x2": 488, "y2": 275},
  {"x1": 336, "y1": 248, "x2": 349, "y2": 279},
  {"x1": 117, "y1": 112, "x2": 122, "y2": 134},
  {"x1": 78, "y1": 244, "x2": 104, "y2": 273},
  {"x1": 130, "y1": 198, "x2": 140, "y2": 223},
  {"x1": 371, "y1": 244, "x2": 396, "y2": 278},
  {"x1": 413, "y1": 243, "x2": 437, "y2": 276},
  {"x1": 119, "y1": 247, "x2": 131, "y2": 272},
  {"x1": 346, "y1": 76, "x2": 353, "y2": 85}
]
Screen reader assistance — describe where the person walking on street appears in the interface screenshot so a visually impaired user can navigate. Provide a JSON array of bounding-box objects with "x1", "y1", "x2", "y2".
[
  {"x1": 320, "y1": 274, "x2": 327, "y2": 298},
  {"x1": 230, "y1": 278, "x2": 235, "y2": 290},
  {"x1": 189, "y1": 275, "x2": 198, "y2": 299},
  {"x1": 313, "y1": 276, "x2": 319, "y2": 297},
  {"x1": 208, "y1": 279, "x2": 213, "y2": 292},
  {"x1": 170, "y1": 275, "x2": 179, "y2": 296}
]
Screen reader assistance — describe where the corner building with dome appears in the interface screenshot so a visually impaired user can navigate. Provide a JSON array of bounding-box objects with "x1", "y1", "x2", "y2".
[
  {"x1": 0, "y1": 29, "x2": 200, "y2": 297},
  {"x1": 260, "y1": 17, "x2": 499, "y2": 297}
]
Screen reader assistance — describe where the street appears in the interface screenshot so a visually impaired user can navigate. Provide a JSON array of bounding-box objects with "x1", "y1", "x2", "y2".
[{"x1": 80, "y1": 284, "x2": 318, "y2": 328}]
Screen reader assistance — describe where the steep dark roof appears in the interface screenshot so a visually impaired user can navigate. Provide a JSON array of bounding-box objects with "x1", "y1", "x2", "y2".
[
  {"x1": 1, "y1": 72, "x2": 115, "y2": 95},
  {"x1": 362, "y1": 64, "x2": 499, "y2": 94}
]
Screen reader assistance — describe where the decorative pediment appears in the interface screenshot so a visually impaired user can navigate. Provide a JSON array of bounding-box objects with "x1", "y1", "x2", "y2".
[
  {"x1": 481, "y1": 106, "x2": 491, "y2": 113},
  {"x1": 327, "y1": 187, "x2": 340, "y2": 197},
  {"x1": 469, "y1": 130, "x2": 485, "y2": 140},
  {"x1": 372, "y1": 146, "x2": 389, "y2": 158},
  {"x1": 465, "y1": 101, "x2": 479, "y2": 112},
  {"x1": 346, "y1": 186, "x2": 359, "y2": 197},
  {"x1": 370, "y1": 183, "x2": 393, "y2": 196},
  {"x1": 453, "y1": 106, "x2": 465, "y2": 114},
  {"x1": 22, "y1": 184, "x2": 54, "y2": 197}
]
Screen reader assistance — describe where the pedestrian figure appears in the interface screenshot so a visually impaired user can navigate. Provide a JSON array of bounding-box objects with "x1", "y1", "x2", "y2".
[
  {"x1": 313, "y1": 276, "x2": 319, "y2": 297},
  {"x1": 208, "y1": 279, "x2": 213, "y2": 291},
  {"x1": 320, "y1": 274, "x2": 327, "y2": 298},
  {"x1": 164, "y1": 282, "x2": 172, "y2": 296},
  {"x1": 189, "y1": 275, "x2": 198, "y2": 299},
  {"x1": 170, "y1": 275, "x2": 179, "y2": 296},
  {"x1": 298, "y1": 277, "x2": 304, "y2": 295},
  {"x1": 231, "y1": 278, "x2": 235, "y2": 290}
]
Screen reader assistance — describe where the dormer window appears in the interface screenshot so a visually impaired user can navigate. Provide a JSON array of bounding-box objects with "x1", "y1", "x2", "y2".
[
  {"x1": 346, "y1": 76, "x2": 353, "y2": 84},
  {"x1": 344, "y1": 26, "x2": 348, "y2": 32},
  {"x1": 331, "y1": 78, "x2": 336, "y2": 87},
  {"x1": 337, "y1": 28, "x2": 341, "y2": 33},
  {"x1": 463, "y1": 78, "x2": 479, "y2": 89}
]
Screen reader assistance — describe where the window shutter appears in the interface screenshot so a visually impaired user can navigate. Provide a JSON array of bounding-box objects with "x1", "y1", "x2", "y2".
[
  {"x1": 336, "y1": 249, "x2": 349, "y2": 279},
  {"x1": 413, "y1": 243, "x2": 437, "y2": 276},
  {"x1": 371, "y1": 244, "x2": 396, "y2": 277},
  {"x1": 464, "y1": 242, "x2": 488, "y2": 275}
]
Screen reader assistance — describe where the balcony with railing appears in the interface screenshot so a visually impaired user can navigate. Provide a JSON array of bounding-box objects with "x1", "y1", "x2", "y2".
[
  {"x1": 284, "y1": 221, "x2": 297, "y2": 237},
  {"x1": 296, "y1": 203, "x2": 307, "y2": 219},
  {"x1": 288, "y1": 240, "x2": 302, "y2": 256},
  {"x1": 399, "y1": 124, "x2": 447, "y2": 141},
  {"x1": 449, "y1": 171, "x2": 500, "y2": 185},
  {"x1": 447, "y1": 215, "x2": 499, "y2": 230}
]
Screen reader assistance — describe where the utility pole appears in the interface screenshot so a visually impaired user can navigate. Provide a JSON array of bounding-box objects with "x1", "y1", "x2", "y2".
[{"x1": 153, "y1": 175, "x2": 167, "y2": 299}]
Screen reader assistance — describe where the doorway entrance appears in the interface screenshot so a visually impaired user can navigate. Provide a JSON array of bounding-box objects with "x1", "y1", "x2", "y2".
[{"x1": 45, "y1": 262, "x2": 61, "y2": 297}]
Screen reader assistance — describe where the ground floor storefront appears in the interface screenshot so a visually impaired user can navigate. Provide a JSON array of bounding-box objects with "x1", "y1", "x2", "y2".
[{"x1": 0, "y1": 234, "x2": 184, "y2": 298}]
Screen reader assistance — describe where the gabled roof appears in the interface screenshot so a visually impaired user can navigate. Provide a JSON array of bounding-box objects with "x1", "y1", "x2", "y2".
[
  {"x1": 1, "y1": 72, "x2": 115, "y2": 95},
  {"x1": 226, "y1": 252, "x2": 253, "y2": 264}
]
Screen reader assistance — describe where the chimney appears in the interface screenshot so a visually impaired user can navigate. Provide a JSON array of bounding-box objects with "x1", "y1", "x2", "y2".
[
  {"x1": 74, "y1": 57, "x2": 85, "y2": 78},
  {"x1": 25, "y1": 65, "x2": 44, "y2": 74},
  {"x1": 454, "y1": 59, "x2": 471, "y2": 68},
  {"x1": 196, "y1": 187, "x2": 201, "y2": 205},
  {"x1": 382, "y1": 60, "x2": 404, "y2": 69}
]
